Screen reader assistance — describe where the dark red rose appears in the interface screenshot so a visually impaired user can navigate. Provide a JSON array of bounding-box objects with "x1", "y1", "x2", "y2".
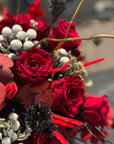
[
  {"x1": 84, "y1": 95, "x2": 110, "y2": 126},
  {"x1": 27, "y1": 3, "x2": 43, "y2": 19},
  {"x1": 17, "y1": 14, "x2": 48, "y2": 39},
  {"x1": 16, "y1": 14, "x2": 32, "y2": 31},
  {"x1": 30, "y1": 132, "x2": 62, "y2": 144},
  {"x1": 0, "y1": 14, "x2": 31, "y2": 33},
  {"x1": 30, "y1": 126, "x2": 67, "y2": 144},
  {"x1": 52, "y1": 75, "x2": 85, "y2": 118},
  {"x1": 13, "y1": 47, "x2": 53, "y2": 83},
  {"x1": 0, "y1": 14, "x2": 48, "y2": 40},
  {"x1": 48, "y1": 19, "x2": 81, "y2": 51},
  {"x1": 0, "y1": 14, "x2": 15, "y2": 33}
]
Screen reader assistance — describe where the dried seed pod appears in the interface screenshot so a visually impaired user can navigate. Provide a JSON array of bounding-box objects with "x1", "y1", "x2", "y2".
[
  {"x1": 1, "y1": 137, "x2": 11, "y2": 144},
  {"x1": 2, "y1": 27, "x2": 12, "y2": 38},
  {"x1": 10, "y1": 39, "x2": 22, "y2": 50},
  {"x1": 23, "y1": 41, "x2": 34, "y2": 50},
  {"x1": 12, "y1": 24, "x2": 22, "y2": 35},
  {"x1": 26, "y1": 29, "x2": 37, "y2": 39}
]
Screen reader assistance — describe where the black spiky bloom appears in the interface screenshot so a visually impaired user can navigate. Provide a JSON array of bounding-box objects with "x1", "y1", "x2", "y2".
[{"x1": 21, "y1": 103, "x2": 55, "y2": 135}]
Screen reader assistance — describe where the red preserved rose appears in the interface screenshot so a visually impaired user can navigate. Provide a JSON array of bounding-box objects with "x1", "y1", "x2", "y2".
[
  {"x1": 13, "y1": 48, "x2": 53, "y2": 83},
  {"x1": 52, "y1": 75, "x2": 85, "y2": 118},
  {"x1": 48, "y1": 19, "x2": 81, "y2": 51},
  {"x1": 84, "y1": 95, "x2": 110, "y2": 126}
]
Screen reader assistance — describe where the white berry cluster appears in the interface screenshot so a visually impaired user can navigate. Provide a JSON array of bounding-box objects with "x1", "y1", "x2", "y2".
[
  {"x1": 1, "y1": 113, "x2": 20, "y2": 144},
  {"x1": 52, "y1": 48, "x2": 69, "y2": 68},
  {"x1": 51, "y1": 48, "x2": 87, "y2": 80},
  {"x1": 0, "y1": 22, "x2": 41, "y2": 60}
]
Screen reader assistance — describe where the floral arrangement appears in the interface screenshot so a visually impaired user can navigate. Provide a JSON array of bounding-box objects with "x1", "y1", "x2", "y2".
[{"x1": 0, "y1": 0, "x2": 114, "y2": 144}]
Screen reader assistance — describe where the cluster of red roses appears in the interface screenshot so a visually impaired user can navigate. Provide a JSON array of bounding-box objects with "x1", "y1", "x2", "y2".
[{"x1": 0, "y1": 1, "x2": 114, "y2": 144}]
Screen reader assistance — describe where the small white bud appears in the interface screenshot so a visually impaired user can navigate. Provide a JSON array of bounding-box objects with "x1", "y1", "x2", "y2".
[
  {"x1": 8, "y1": 112, "x2": 19, "y2": 120},
  {"x1": 1, "y1": 137, "x2": 11, "y2": 144},
  {"x1": 23, "y1": 41, "x2": 34, "y2": 50},
  {"x1": 33, "y1": 40, "x2": 41, "y2": 48},
  {"x1": 30, "y1": 19, "x2": 35, "y2": 25},
  {"x1": 8, "y1": 53, "x2": 17, "y2": 61},
  {"x1": 2, "y1": 27, "x2": 12, "y2": 37},
  {"x1": 10, "y1": 132, "x2": 17, "y2": 142},
  {"x1": 7, "y1": 129, "x2": 14, "y2": 137},
  {"x1": 58, "y1": 48, "x2": 67, "y2": 56},
  {"x1": 26, "y1": 29, "x2": 37, "y2": 39},
  {"x1": 16, "y1": 31, "x2": 26, "y2": 41},
  {"x1": 10, "y1": 39, "x2": 22, "y2": 50},
  {"x1": 12, "y1": 24, "x2": 22, "y2": 35},
  {"x1": 12, "y1": 120, "x2": 20, "y2": 131},
  {"x1": 60, "y1": 56, "x2": 70, "y2": 64},
  {"x1": 0, "y1": 35, "x2": 5, "y2": 42},
  {"x1": 35, "y1": 22, "x2": 38, "y2": 27}
]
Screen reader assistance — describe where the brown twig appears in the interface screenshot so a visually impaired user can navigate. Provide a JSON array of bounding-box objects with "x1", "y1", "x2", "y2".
[
  {"x1": 51, "y1": 0, "x2": 85, "y2": 54},
  {"x1": 77, "y1": 19, "x2": 114, "y2": 29},
  {"x1": 26, "y1": 34, "x2": 114, "y2": 51},
  {"x1": 15, "y1": 0, "x2": 20, "y2": 24}
]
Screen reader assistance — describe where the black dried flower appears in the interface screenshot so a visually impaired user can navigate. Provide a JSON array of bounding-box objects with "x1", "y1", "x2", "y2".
[
  {"x1": 21, "y1": 103, "x2": 55, "y2": 135},
  {"x1": 48, "y1": 0, "x2": 74, "y2": 23},
  {"x1": 0, "y1": 97, "x2": 25, "y2": 117}
]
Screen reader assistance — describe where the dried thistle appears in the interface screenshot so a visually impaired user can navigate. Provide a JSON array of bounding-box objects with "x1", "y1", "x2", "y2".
[{"x1": 48, "y1": 0, "x2": 75, "y2": 23}]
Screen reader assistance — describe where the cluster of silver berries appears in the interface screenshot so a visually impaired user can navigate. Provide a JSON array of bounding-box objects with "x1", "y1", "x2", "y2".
[
  {"x1": 51, "y1": 48, "x2": 87, "y2": 80},
  {"x1": 0, "y1": 21, "x2": 41, "y2": 60},
  {"x1": 1, "y1": 113, "x2": 20, "y2": 144}
]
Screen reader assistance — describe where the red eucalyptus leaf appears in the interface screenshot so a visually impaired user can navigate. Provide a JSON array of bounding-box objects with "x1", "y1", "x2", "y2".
[
  {"x1": 0, "y1": 67, "x2": 13, "y2": 85},
  {"x1": 0, "y1": 82, "x2": 6, "y2": 104},
  {"x1": 0, "y1": 53, "x2": 14, "y2": 68}
]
